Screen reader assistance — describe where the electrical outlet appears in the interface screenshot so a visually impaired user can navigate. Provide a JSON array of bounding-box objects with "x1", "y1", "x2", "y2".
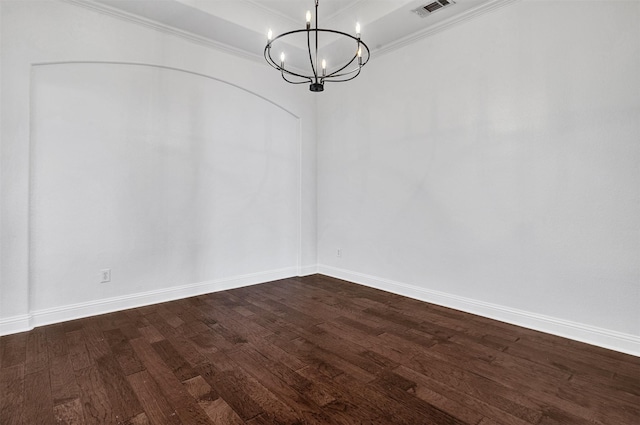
[
  {"x1": 337, "y1": 248, "x2": 342, "y2": 258},
  {"x1": 100, "y1": 269, "x2": 111, "y2": 283}
]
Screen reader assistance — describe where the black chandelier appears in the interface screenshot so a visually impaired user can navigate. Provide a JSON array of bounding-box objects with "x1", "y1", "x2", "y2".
[{"x1": 264, "y1": 0, "x2": 371, "y2": 92}]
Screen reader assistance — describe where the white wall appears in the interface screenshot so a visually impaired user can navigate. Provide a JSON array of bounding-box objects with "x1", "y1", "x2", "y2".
[
  {"x1": 0, "y1": 0, "x2": 317, "y2": 332},
  {"x1": 31, "y1": 62, "x2": 300, "y2": 311},
  {"x1": 317, "y1": 1, "x2": 640, "y2": 355}
]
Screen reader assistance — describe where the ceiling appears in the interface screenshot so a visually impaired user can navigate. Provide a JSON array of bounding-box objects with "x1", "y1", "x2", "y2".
[{"x1": 89, "y1": 0, "x2": 512, "y2": 70}]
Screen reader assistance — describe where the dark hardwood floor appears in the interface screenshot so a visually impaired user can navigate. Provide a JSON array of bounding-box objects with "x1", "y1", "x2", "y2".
[{"x1": 1, "y1": 275, "x2": 639, "y2": 424}]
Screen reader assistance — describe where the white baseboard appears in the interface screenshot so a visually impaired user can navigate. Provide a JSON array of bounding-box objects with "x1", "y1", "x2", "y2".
[
  {"x1": 298, "y1": 264, "x2": 319, "y2": 276},
  {"x1": 3, "y1": 264, "x2": 638, "y2": 358},
  {"x1": 317, "y1": 264, "x2": 640, "y2": 357},
  {"x1": 0, "y1": 315, "x2": 33, "y2": 336},
  {"x1": 0, "y1": 267, "x2": 298, "y2": 336}
]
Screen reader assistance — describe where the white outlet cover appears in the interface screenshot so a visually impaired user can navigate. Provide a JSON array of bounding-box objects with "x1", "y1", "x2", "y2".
[{"x1": 100, "y1": 269, "x2": 111, "y2": 283}]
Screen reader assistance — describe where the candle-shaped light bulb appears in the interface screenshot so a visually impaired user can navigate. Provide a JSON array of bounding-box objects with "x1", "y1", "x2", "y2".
[
  {"x1": 306, "y1": 10, "x2": 311, "y2": 29},
  {"x1": 280, "y1": 52, "x2": 285, "y2": 66},
  {"x1": 355, "y1": 22, "x2": 361, "y2": 37},
  {"x1": 267, "y1": 29, "x2": 273, "y2": 41},
  {"x1": 322, "y1": 59, "x2": 326, "y2": 76}
]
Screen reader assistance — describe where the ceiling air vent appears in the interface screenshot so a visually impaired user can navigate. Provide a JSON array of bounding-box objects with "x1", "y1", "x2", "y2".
[{"x1": 412, "y1": 0, "x2": 455, "y2": 18}]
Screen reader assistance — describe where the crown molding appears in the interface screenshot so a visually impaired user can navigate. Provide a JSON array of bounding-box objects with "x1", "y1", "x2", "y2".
[
  {"x1": 61, "y1": 0, "x2": 265, "y2": 65},
  {"x1": 242, "y1": 0, "x2": 367, "y2": 28},
  {"x1": 323, "y1": 0, "x2": 368, "y2": 26},
  {"x1": 62, "y1": 0, "x2": 316, "y2": 75},
  {"x1": 242, "y1": 0, "x2": 300, "y2": 26},
  {"x1": 374, "y1": 0, "x2": 520, "y2": 58}
]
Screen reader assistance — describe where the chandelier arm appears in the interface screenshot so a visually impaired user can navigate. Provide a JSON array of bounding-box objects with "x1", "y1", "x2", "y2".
[
  {"x1": 306, "y1": 28, "x2": 317, "y2": 79},
  {"x1": 264, "y1": 45, "x2": 282, "y2": 71},
  {"x1": 281, "y1": 68, "x2": 312, "y2": 84},
  {"x1": 265, "y1": 44, "x2": 316, "y2": 81},
  {"x1": 326, "y1": 60, "x2": 369, "y2": 79},
  {"x1": 325, "y1": 52, "x2": 358, "y2": 78},
  {"x1": 280, "y1": 63, "x2": 314, "y2": 80},
  {"x1": 325, "y1": 72, "x2": 359, "y2": 81},
  {"x1": 282, "y1": 73, "x2": 312, "y2": 84},
  {"x1": 325, "y1": 67, "x2": 361, "y2": 83},
  {"x1": 280, "y1": 66, "x2": 316, "y2": 81}
]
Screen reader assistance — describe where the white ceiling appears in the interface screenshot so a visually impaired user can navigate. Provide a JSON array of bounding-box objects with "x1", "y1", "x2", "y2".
[{"x1": 90, "y1": 0, "x2": 512, "y2": 70}]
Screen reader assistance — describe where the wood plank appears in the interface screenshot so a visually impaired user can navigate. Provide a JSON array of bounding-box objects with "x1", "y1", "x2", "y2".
[
  {"x1": 46, "y1": 324, "x2": 69, "y2": 359},
  {"x1": 0, "y1": 365, "x2": 25, "y2": 425},
  {"x1": 370, "y1": 370, "x2": 468, "y2": 425},
  {"x1": 267, "y1": 332, "x2": 376, "y2": 383},
  {"x1": 75, "y1": 365, "x2": 116, "y2": 425},
  {"x1": 103, "y1": 328, "x2": 145, "y2": 376},
  {"x1": 151, "y1": 339, "x2": 198, "y2": 382},
  {"x1": 396, "y1": 363, "x2": 539, "y2": 425},
  {"x1": 95, "y1": 354, "x2": 144, "y2": 422},
  {"x1": 197, "y1": 353, "x2": 300, "y2": 425},
  {"x1": 66, "y1": 329, "x2": 92, "y2": 371},
  {"x1": 249, "y1": 337, "x2": 307, "y2": 372},
  {"x1": 296, "y1": 364, "x2": 389, "y2": 424},
  {"x1": 23, "y1": 368, "x2": 54, "y2": 424},
  {"x1": 125, "y1": 309, "x2": 150, "y2": 329},
  {"x1": 127, "y1": 370, "x2": 182, "y2": 425},
  {"x1": 166, "y1": 334, "x2": 207, "y2": 367},
  {"x1": 24, "y1": 328, "x2": 49, "y2": 375},
  {"x1": 130, "y1": 337, "x2": 215, "y2": 424},
  {"x1": 390, "y1": 368, "x2": 485, "y2": 425},
  {"x1": 130, "y1": 412, "x2": 152, "y2": 425},
  {"x1": 50, "y1": 354, "x2": 81, "y2": 404},
  {"x1": 198, "y1": 397, "x2": 244, "y2": 425},
  {"x1": 194, "y1": 357, "x2": 264, "y2": 421},
  {"x1": 407, "y1": 353, "x2": 544, "y2": 423},
  {"x1": 53, "y1": 398, "x2": 85, "y2": 425},
  {"x1": 138, "y1": 325, "x2": 165, "y2": 344},
  {"x1": 182, "y1": 375, "x2": 219, "y2": 402},
  {"x1": 155, "y1": 305, "x2": 185, "y2": 329},
  {"x1": 182, "y1": 375, "x2": 244, "y2": 425},
  {"x1": 228, "y1": 345, "x2": 336, "y2": 424},
  {"x1": 82, "y1": 318, "x2": 112, "y2": 362},
  {"x1": 0, "y1": 333, "x2": 27, "y2": 369}
]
